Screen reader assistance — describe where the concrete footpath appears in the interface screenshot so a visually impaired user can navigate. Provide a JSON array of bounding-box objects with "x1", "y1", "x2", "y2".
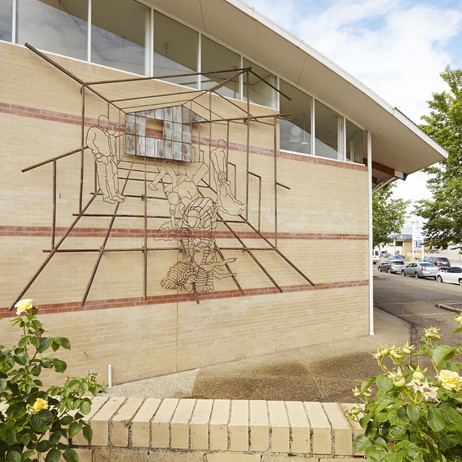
[{"x1": 108, "y1": 308, "x2": 409, "y2": 403}]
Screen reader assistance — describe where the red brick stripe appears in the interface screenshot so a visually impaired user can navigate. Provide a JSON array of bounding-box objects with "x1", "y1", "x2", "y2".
[
  {"x1": 0, "y1": 102, "x2": 366, "y2": 171},
  {"x1": 0, "y1": 225, "x2": 368, "y2": 240},
  {"x1": 0, "y1": 280, "x2": 368, "y2": 316}
]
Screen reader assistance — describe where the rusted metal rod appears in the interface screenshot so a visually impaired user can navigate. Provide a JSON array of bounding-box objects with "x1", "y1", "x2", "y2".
[
  {"x1": 10, "y1": 194, "x2": 98, "y2": 310},
  {"x1": 22, "y1": 147, "x2": 84, "y2": 172},
  {"x1": 81, "y1": 157, "x2": 137, "y2": 305}
]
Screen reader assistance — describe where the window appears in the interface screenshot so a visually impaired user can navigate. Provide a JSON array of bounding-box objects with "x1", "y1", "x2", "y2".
[
  {"x1": 154, "y1": 12, "x2": 198, "y2": 87},
  {"x1": 17, "y1": 0, "x2": 88, "y2": 60},
  {"x1": 279, "y1": 80, "x2": 312, "y2": 155},
  {"x1": 201, "y1": 36, "x2": 240, "y2": 99},
  {"x1": 243, "y1": 58, "x2": 276, "y2": 108},
  {"x1": 92, "y1": 0, "x2": 150, "y2": 75},
  {"x1": 346, "y1": 120, "x2": 364, "y2": 163},
  {"x1": 0, "y1": 0, "x2": 12, "y2": 42},
  {"x1": 314, "y1": 100, "x2": 344, "y2": 160}
]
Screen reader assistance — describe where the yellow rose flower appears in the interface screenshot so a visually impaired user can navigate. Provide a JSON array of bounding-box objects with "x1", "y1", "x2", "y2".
[
  {"x1": 14, "y1": 299, "x2": 33, "y2": 316},
  {"x1": 437, "y1": 369, "x2": 462, "y2": 391},
  {"x1": 32, "y1": 398, "x2": 47, "y2": 413}
]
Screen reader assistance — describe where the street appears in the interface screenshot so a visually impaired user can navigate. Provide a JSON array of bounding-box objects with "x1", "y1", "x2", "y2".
[{"x1": 373, "y1": 267, "x2": 462, "y2": 347}]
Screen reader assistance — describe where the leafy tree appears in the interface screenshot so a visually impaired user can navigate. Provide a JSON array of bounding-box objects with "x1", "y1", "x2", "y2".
[
  {"x1": 373, "y1": 183, "x2": 409, "y2": 248},
  {"x1": 414, "y1": 66, "x2": 462, "y2": 249}
]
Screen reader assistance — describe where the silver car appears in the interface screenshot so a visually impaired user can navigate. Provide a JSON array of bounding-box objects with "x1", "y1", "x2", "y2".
[
  {"x1": 401, "y1": 262, "x2": 439, "y2": 279},
  {"x1": 378, "y1": 259, "x2": 406, "y2": 274},
  {"x1": 436, "y1": 266, "x2": 462, "y2": 285}
]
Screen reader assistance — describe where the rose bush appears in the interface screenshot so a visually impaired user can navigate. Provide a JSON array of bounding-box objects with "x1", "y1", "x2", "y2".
[
  {"x1": 347, "y1": 315, "x2": 462, "y2": 462},
  {"x1": 0, "y1": 299, "x2": 105, "y2": 462}
]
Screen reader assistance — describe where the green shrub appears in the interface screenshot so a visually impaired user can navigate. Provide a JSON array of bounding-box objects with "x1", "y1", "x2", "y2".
[
  {"x1": 0, "y1": 299, "x2": 105, "y2": 462},
  {"x1": 347, "y1": 316, "x2": 462, "y2": 462}
]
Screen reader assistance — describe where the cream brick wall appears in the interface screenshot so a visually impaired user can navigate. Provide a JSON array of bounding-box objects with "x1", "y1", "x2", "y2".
[
  {"x1": 71, "y1": 397, "x2": 366, "y2": 461},
  {"x1": 1, "y1": 42, "x2": 370, "y2": 384}
]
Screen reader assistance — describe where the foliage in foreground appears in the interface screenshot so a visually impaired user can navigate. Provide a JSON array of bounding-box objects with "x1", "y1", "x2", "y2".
[
  {"x1": 0, "y1": 299, "x2": 105, "y2": 462},
  {"x1": 347, "y1": 317, "x2": 462, "y2": 462}
]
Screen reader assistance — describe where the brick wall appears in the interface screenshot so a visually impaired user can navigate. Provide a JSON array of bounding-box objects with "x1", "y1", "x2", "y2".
[
  {"x1": 72, "y1": 397, "x2": 366, "y2": 461},
  {"x1": 0, "y1": 42, "x2": 370, "y2": 385}
]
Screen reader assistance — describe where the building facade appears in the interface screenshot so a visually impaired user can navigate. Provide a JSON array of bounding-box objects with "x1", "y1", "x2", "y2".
[{"x1": 0, "y1": 0, "x2": 446, "y2": 385}]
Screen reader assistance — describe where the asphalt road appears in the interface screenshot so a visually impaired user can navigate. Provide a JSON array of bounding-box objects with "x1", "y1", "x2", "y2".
[{"x1": 373, "y1": 266, "x2": 462, "y2": 348}]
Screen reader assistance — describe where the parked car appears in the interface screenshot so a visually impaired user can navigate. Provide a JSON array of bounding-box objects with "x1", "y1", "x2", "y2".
[
  {"x1": 401, "y1": 262, "x2": 439, "y2": 279},
  {"x1": 378, "y1": 259, "x2": 406, "y2": 274},
  {"x1": 424, "y1": 256, "x2": 451, "y2": 271},
  {"x1": 436, "y1": 266, "x2": 462, "y2": 285}
]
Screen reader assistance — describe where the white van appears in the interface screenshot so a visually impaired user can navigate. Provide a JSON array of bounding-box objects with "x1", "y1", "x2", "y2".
[{"x1": 372, "y1": 249, "x2": 380, "y2": 264}]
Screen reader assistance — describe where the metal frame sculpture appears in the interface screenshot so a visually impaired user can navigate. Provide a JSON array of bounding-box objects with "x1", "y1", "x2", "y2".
[{"x1": 11, "y1": 43, "x2": 314, "y2": 308}]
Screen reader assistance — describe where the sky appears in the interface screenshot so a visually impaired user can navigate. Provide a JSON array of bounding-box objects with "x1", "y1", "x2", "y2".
[{"x1": 242, "y1": 0, "x2": 462, "y2": 232}]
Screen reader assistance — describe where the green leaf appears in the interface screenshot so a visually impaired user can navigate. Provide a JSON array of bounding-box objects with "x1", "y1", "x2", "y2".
[
  {"x1": 65, "y1": 378, "x2": 81, "y2": 390},
  {"x1": 376, "y1": 375, "x2": 393, "y2": 392},
  {"x1": 13, "y1": 352, "x2": 28, "y2": 366},
  {"x1": 3, "y1": 427, "x2": 17, "y2": 446},
  {"x1": 61, "y1": 415, "x2": 73, "y2": 426},
  {"x1": 49, "y1": 430, "x2": 62, "y2": 445},
  {"x1": 384, "y1": 450, "x2": 404, "y2": 462},
  {"x1": 63, "y1": 448, "x2": 78, "y2": 462},
  {"x1": 7, "y1": 402, "x2": 27, "y2": 419},
  {"x1": 389, "y1": 425, "x2": 406, "y2": 439},
  {"x1": 441, "y1": 404, "x2": 462, "y2": 428},
  {"x1": 68, "y1": 421, "x2": 82, "y2": 438},
  {"x1": 406, "y1": 404, "x2": 420, "y2": 423},
  {"x1": 30, "y1": 409, "x2": 54, "y2": 433},
  {"x1": 18, "y1": 336, "x2": 30, "y2": 348},
  {"x1": 30, "y1": 336, "x2": 40, "y2": 348},
  {"x1": 360, "y1": 376, "x2": 376, "y2": 393},
  {"x1": 365, "y1": 446, "x2": 387, "y2": 462},
  {"x1": 6, "y1": 450, "x2": 21, "y2": 462},
  {"x1": 36, "y1": 440, "x2": 52, "y2": 453},
  {"x1": 45, "y1": 448, "x2": 61, "y2": 462},
  {"x1": 353, "y1": 434, "x2": 370, "y2": 452},
  {"x1": 375, "y1": 398, "x2": 394, "y2": 414},
  {"x1": 52, "y1": 359, "x2": 67, "y2": 373},
  {"x1": 428, "y1": 407, "x2": 446, "y2": 432},
  {"x1": 403, "y1": 441, "x2": 423, "y2": 461},
  {"x1": 0, "y1": 378, "x2": 7, "y2": 393},
  {"x1": 80, "y1": 399, "x2": 92, "y2": 415},
  {"x1": 37, "y1": 338, "x2": 52, "y2": 353},
  {"x1": 388, "y1": 408, "x2": 408, "y2": 426},
  {"x1": 21, "y1": 449, "x2": 35, "y2": 461},
  {"x1": 432, "y1": 345, "x2": 456, "y2": 367},
  {"x1": 83, "y1": 426, "x2": 93, "y2": 443},
  {"x1": 54, "y1": 337, "x2": 71, "y2": 350}
]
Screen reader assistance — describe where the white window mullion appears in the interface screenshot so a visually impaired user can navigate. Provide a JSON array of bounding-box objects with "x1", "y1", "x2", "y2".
[
  {"x1": 311, "y1": 98, "x2": 316, "y2": 156},
  {"x1": 150, "y1": 8, "x2": 154, "y2": 76},
  {"x1": 87, "y1": 0, "x2": 92, "y2": 62},
  {"x1": 197, "y1": 33, "x2": 201, "y2": 89},
  {"x1": 144, "y1": 8, "x2": 151, "y2": 76},
  {"x1": 240, "y1": 55, "x2": 244, "y2": 101},
  {"x1": 12, "y1": 0, "x2": 17, "y2": 43}
]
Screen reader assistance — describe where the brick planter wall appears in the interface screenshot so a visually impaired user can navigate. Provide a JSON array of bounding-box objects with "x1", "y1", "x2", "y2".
[{"x1": 73, "y1": 397, "x2": 366, "y2": 461}]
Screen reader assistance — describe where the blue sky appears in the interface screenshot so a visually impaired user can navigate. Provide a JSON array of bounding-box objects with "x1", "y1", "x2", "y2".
[{"x1": 243, "y1": 0, "x2": 462, "y2": 230}]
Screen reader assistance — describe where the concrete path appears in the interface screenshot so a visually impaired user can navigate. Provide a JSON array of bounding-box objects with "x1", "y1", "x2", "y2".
[{"x1": 107, "y1": 308, "x2": 409, "y2": 402}]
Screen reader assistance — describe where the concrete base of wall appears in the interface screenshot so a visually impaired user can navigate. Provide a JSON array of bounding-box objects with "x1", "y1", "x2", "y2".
[{"x1": 74, "y1": 397, "x2": 366, "y2": 461}]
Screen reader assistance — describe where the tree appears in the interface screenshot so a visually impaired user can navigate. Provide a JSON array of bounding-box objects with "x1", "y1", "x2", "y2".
[
  {"x1": 373, "y1": 183, "x2": 409, "y2": 248},
  {"x1": 414, "y1": 66, "x2": 462, "y2": 249}
]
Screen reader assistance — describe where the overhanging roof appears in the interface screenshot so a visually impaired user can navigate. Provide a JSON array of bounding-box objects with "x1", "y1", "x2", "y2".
[{"x1": 145, "y1": 0, "x2": 448, "y2": 185}]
